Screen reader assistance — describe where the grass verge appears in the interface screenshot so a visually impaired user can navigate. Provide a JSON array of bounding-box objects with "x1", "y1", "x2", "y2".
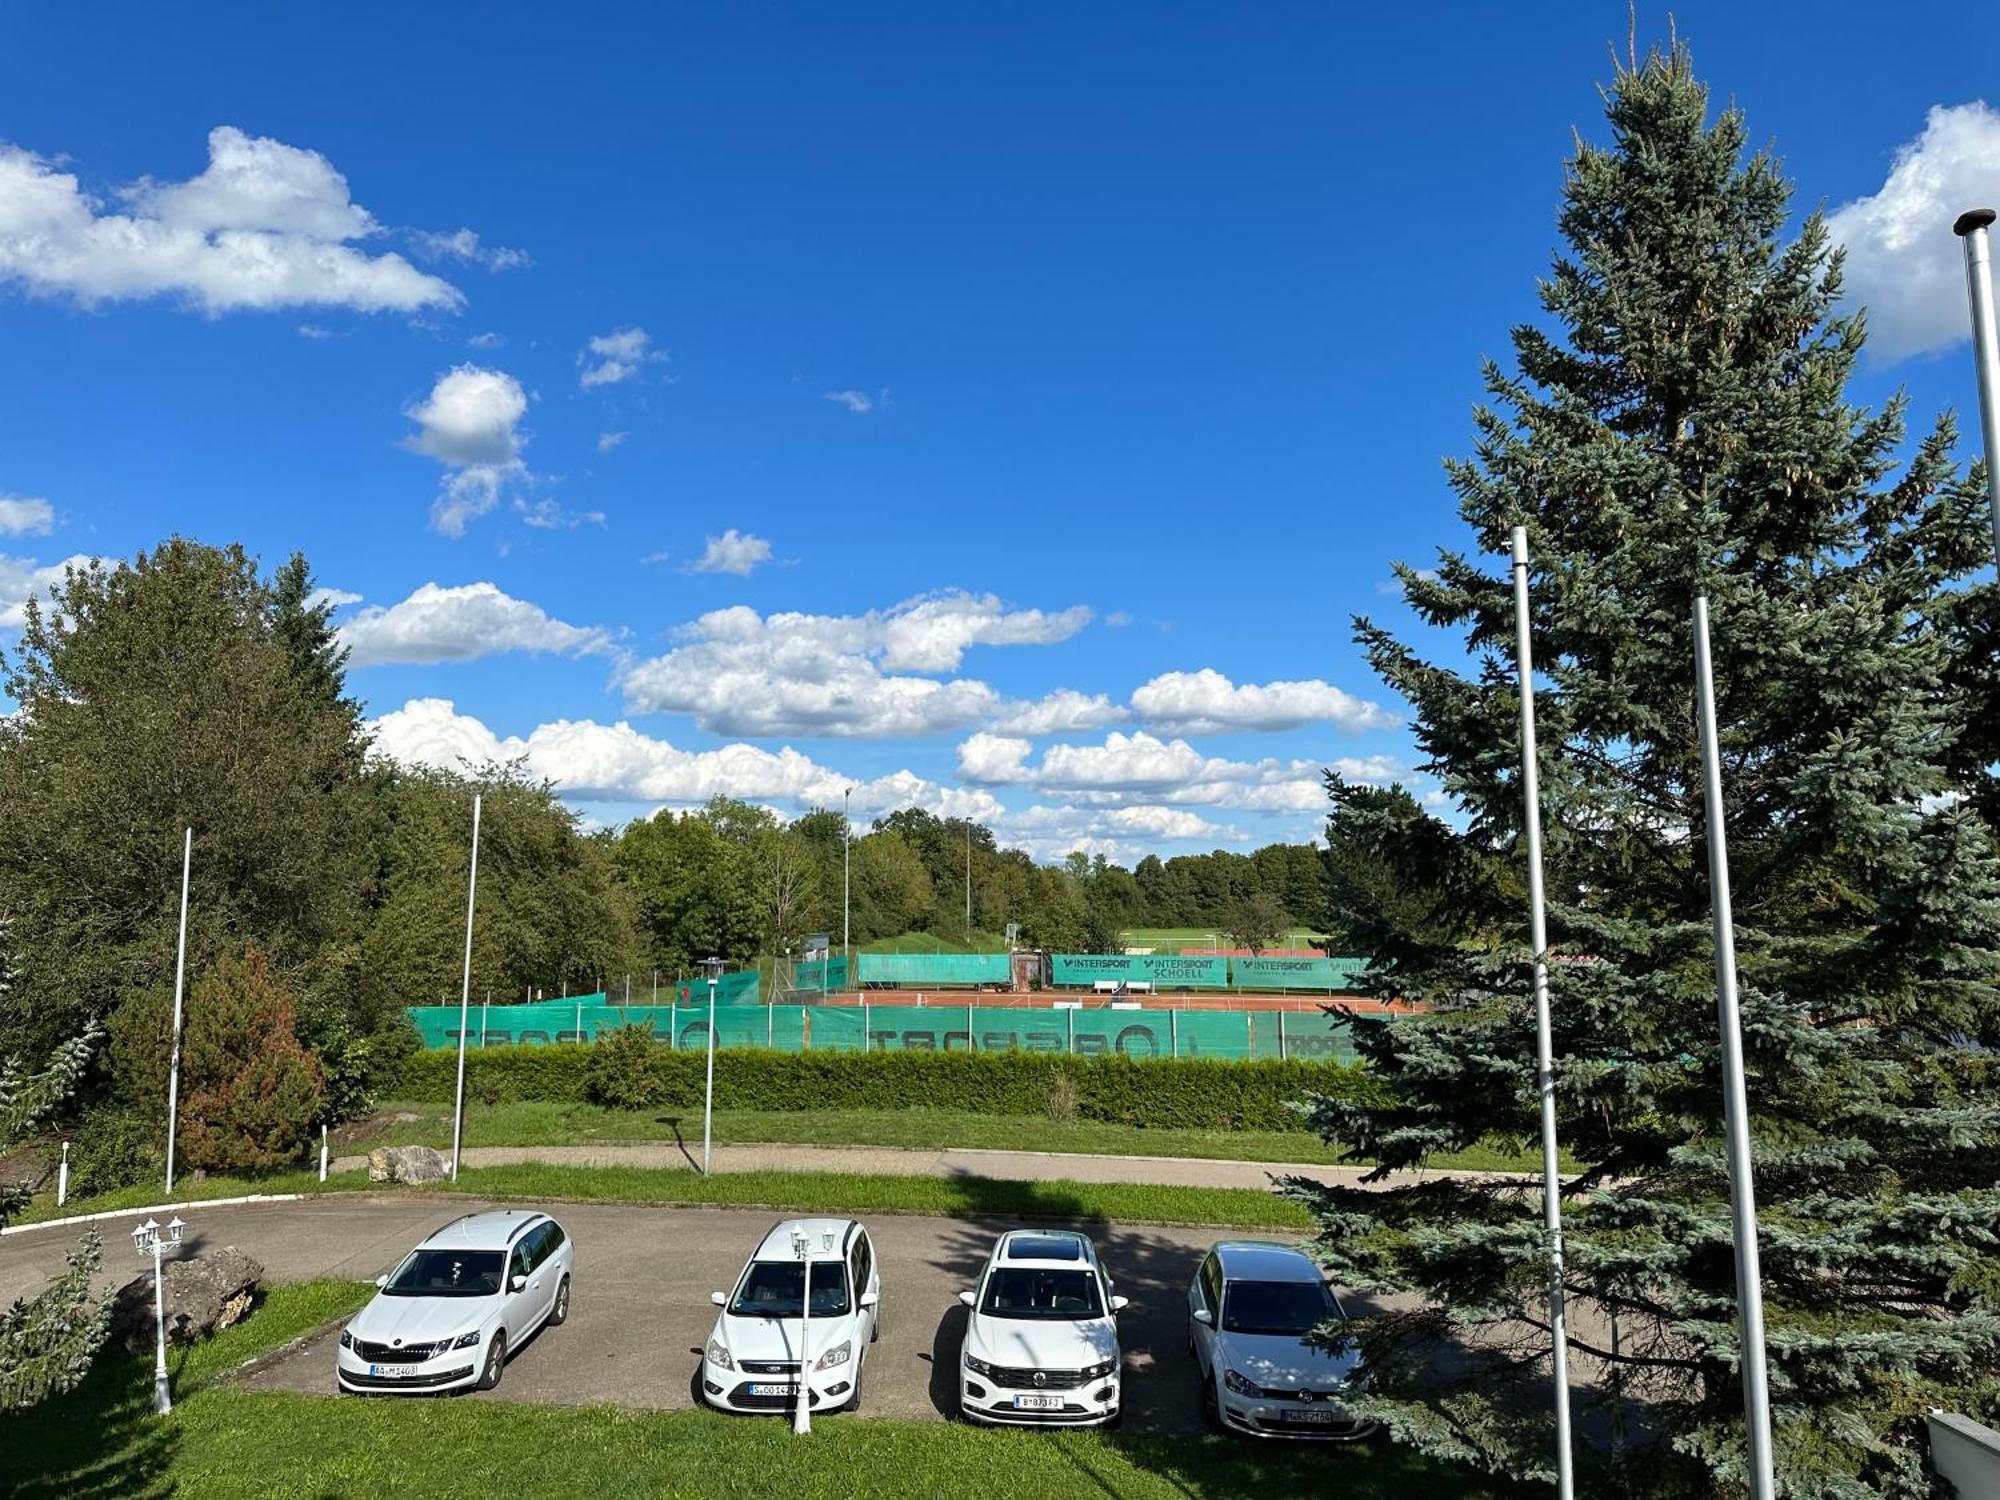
[{"x1": 0, "y1": 1281, "x2": 1518, "y2": 1500}]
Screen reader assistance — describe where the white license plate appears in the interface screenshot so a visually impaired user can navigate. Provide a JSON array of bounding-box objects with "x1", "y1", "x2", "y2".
[
  {"x1": 1013, "y1": 1394, "x2": 1065, "y2": 1411},
  {"x1": 748, "y1": 1383, "x2": 799, "y2": 1397},
  {"x1": 1283, "y1": 1407, "x2": 1337, "y2": 1424},
  {"x1": 367, "y1": 1364, "x2": 418, "y2": 1379}
]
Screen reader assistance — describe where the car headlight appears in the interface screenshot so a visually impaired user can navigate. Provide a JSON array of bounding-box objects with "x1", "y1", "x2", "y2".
[
  {"x1": 338, "y1": 1328, "x2": 354, "y2": 1350},
  {"x1": 1081, "y1": 1359, "x2": 1118, "y2": 1380},
  {"x1": 705, "y1": 1339, "x2": 733, "y2": 1370},
  {"x1": 1223, "y1": 1368, "x2": 1261, "y2": 1397},
  {"x1": 964, "y1": 1353, "x2": 995, "y2": 1378},
  {"x1": 815, "y1": 1340, "x2": 852, "y2": 1370},
  {"x1": 450, "y1": 1330, "x2": 482, "y2": 1350}
]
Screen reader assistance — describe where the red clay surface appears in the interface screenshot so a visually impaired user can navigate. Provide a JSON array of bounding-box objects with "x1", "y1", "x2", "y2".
[{"x1": 795, "y1": 990, "x2": 1420, "y2": 1015}]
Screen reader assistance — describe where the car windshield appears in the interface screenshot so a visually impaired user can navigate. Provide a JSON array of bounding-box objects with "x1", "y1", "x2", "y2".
[
  {"x1": 980, "y1": 1267, "x2": 1105, "y2": 1320},
  {"x1": 1221, "y1": 1278, "x2": 1338, "y2": 1336},
  {"x1": 382, "y1": 1249, "x2": 505, "y2": 1298},
  {"x1": 729, "y1": 1261, "x2": 852, "y2": 1318}
]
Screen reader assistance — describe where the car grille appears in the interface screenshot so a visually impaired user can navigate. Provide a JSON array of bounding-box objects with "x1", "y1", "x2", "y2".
[
  {"x1": 352, "y1": 1340, "x2": 439, "y2": 1363},
  {"x1": 1258, "y1": 1385, "x2": 1348, "y2": 1401},
  {"x1": 739, "y1": 1360, "x2": 801, "y2": 1375},
  {"x1": 986, "y1": 1365, "x2": 1087, "y2": 1391}
]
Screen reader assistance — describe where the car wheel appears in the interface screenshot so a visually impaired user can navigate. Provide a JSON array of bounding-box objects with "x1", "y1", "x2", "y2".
[
  {"x1": 870, "y1": 1306, "x2": 881, "y2": 1344},
  {"x1": 1201, "y1": 1373, "x2": 1222, "y2": 1432},
  {"x1": 549, "y1": 1276, "x2": 571, "y2": 1327},
  {"x1": 477, "y1": 1331, "x2": 507, "y2": 1392},
  {"x1": 845, "y1": 1354, "x2": 864, "y2": 1413}
]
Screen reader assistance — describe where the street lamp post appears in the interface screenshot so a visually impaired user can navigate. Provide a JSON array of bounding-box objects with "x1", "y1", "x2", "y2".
[
  {"x1": 163, "y1": 828, "x2": 192, "y2": 1195},
  {"x1": 842, "y1": 788, "x2": 852, "y2": 982},
  {"x1": 131, "y1": 1215, "x2": 186, "y2": 1415},
  {"x1": 1954, "y1": 209, "x2": 2000, "y2": 566},
  {"x1": 789, "y1": 1225, "x2": 832, "y2": 1435},
  {"x1": 701, "y1": 956, "x2": 725, "y2": 1176},
  {"x1": 449, "y1": 793, "x2": 482, "y2": 1184}
]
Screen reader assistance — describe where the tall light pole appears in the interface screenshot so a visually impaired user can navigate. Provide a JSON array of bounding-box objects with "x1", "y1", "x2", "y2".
[
  {"x1": 701, "y1": 955, "x2": 724, "y2": 1175},
  {"x1": 964, "y1": 826, "x2": 972, "y2": 933},
  {"x1": 132, "y1": 1215, "x2": 186, "y2": 1414},
  {"x1": 1692, "y1": 593, "x2": 1777, "y2": 1500},
  {"x1": 1954, "y1": 209, "x2": 2000, "y2": 565},
  {"x1": 1508, "y1": 527, "x2": 1575, "y2": 1500},
  {"x1": 842, "y1": 788, "x2": 853, "y2": 980},
  {"x1": 790, "y1": 1225, "x2": 830, "y2": 1435},
  {"x1": 449, "y1": 793, "x2": 482, "y2": 1184},
  {"x1": 163, "y1": 828, "x2": 192, "y2": 1195}
]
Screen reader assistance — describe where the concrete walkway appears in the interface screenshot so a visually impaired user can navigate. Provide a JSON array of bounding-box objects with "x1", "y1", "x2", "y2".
[{"x1": 332, "y1": 1139, "x2": 1504, "y2": 1191}]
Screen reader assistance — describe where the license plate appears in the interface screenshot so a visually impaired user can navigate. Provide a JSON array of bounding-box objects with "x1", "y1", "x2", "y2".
[
  {"x1": 748, "y1": 1383, "x2": 799, "y2": 1397},
  {"x1": 1283, "y1": 1407, "x2": 1337, "y2": 1424},
  {"x1": 367, "y1": 1364, "x2": 417, "y2": 1379},
  {"x1": 1013, "y1": 1394, "x2": 1065, "y2": 1410}
]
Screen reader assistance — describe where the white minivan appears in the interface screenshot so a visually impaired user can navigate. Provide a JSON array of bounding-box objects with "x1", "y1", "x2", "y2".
[
  {"x1": 958, "y1": 1229, "x2": 1126, "y2": 1426},
  {"x1": 336, "y1": 1209, "x2": 572, "y2": 1394},
  {"x1": 700, "y1": 1217, "x2": 881, "y2": 1416}
]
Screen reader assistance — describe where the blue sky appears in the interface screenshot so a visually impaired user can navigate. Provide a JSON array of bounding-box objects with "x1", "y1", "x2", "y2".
[{"x1": 4, "y1": 3, "x2": 1998, "y2": 862}]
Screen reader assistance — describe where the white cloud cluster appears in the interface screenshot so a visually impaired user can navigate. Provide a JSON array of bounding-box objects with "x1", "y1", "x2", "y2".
[
  {"x1": 514, "y1": 498, "x2": 605, "y2": 531},
  {"x1": 1130, "y1": 667, "x2": 1396, "y2": 734},
  {"x1": 579, "y1": 327, "x2": 664, "y2": 388},
  {"x1": 992, "y1": 689, "x2": 1128, "y2": 735},
  {"x1": 411, "y1": 227, "x2": 530, "y2": 271},
  {"x1": 619, "y1": 592, "x2": 1094, "y2": 737},
  {"x1": 690, "y1": 529, "x2": 774, "y2": 576},
  {"x1": 597, "y1": 431, "x2": 628, "y2": 454},
  {"x1": 823, "y1": 389, "x2": 884, "y2": 414},
  {"x1": 403, "y1": 365, "x2": 529, "y2": 536},
  {"x1": 335, "y1": 582, "x2": 613, "y2": 667},
  {"x1": 0, "y1": 126, "x2": 461, "y2": 315},
  {"x1": 1828, "y1": 102, "x2": 2000, "y2": 361},
  {"x1": 0, "y1": 550, "x2": 91, "y2": 629},
  {"x1": 0, "y1": 496, "x2": 54, "y2": 537}
]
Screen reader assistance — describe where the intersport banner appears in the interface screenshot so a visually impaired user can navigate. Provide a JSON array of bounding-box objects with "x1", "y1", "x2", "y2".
[
  {"x1": 1228, "y1": 956, "x2": 1368, "y2": 991},
  {"x1": 1049, "y1": 954, "x2": 1228, "y2": 987}
]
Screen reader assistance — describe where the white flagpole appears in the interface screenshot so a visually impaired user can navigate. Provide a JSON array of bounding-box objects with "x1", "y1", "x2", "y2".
[
  {"x1": 1953, "y1": 209, "x2": 2000, "y2": 566},
  {"x1": 1692, "y1": 594, "x2": 1777, "y2": 1500},
  {"x1": 1509, "y1": 527, "x2": 1574, "y2": 1499},
  {"x1": 450, "y1": 794, "x2": 482, "y2": 1183},
  {"x1": 163, "y1": 828, "x2": 192, "y2": 1195}
]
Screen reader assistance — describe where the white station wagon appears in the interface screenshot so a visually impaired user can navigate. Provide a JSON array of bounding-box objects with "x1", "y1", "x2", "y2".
[
  {"x1": 958, "y1": 1229, "x2": 1127, "y2": 1427},
  {"x1": 700, "y1": 1217, "x2": 881, "y2": 1416},
  {"x1": 336, "y1": 1209, "x2": 572, "y2": 1394}
]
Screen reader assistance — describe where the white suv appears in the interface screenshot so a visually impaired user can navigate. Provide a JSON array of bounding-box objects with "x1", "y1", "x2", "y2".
[
  {"x1": 958, "y1": 1229, "x2": 1127, "y2": 1426},
  {"x1": 700, "y1": 1217, "x2": 881, "y2": 1416},
  {"x1": 1187, "y1": 1240, "x2": 1377, "y2": 1439},
  {"x1": 336, "y1": 1209, "x2": 572, "y2": 1394}
]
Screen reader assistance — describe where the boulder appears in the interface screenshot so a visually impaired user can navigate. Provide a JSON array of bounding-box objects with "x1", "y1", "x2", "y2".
[
  {"x1": 368, "y1": 1144, "x2": 448, "y2": 1185},
  {"x1": 113, "y1": 1245, "x2": 264, "y2": 1354}
]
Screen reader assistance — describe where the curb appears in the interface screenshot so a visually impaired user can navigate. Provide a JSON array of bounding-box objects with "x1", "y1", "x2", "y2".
[
  {"x1": 1, "y1": 1192, "x2": 310, "y2": 1238},
  {"x1": 218, "y1": 1308, "x2": 357, "y2": 1386}
]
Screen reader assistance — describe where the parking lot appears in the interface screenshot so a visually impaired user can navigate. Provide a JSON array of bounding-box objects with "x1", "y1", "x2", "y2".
[{"x1": 6, "y1": 1195, "x2": 1261, "y2": 1434}]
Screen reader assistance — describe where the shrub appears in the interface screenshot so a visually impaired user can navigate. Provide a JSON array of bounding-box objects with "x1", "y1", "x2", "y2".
[
  {"x1": 1046, "y1": 1071, "x2": 1079, "y2": 1125},
  {"x1": 395, "y1": 1044, "x2": 1381, "y2": 1132},
  {"x1": 581, "y1": 1023, "x2": 669, "y2": 1110},
  {"x1": 177, "y1": 944, "x2": 327, "y2": 1173},
  {"x1": 67, "y1": 1106, "x2": 161, "y2": 1198}
]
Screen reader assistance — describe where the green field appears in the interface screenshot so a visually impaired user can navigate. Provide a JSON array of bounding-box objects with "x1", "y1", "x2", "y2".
[
  {"x1": 0, "y1": 1282, "x2": 1520, "y2": 1500},
  {"x1": 1120, "y1": 927, "x2": 1327, "y2": 953}
]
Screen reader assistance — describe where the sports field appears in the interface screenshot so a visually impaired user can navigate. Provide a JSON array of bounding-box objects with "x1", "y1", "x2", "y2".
[{"x1": 1119, "y1": 926, "x2": 1326, "y2": 954}]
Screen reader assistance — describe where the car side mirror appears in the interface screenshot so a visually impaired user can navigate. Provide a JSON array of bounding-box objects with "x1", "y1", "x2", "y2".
[
  {"x1": 860, "y1": 1291, "x2": 880, "y2": 1309},
  {"x1": 1191, "y1": 1307, "x2": 1211, "y2": 1325},
  {"x1": 374, "y1": 1274, "x2": 388, "y2": 1289},
  {"x1": 958, "y1": 1291, "x2": 976, "y2": 1308},
  {"x1": 1111, "y1": 1295, "x2": 1131, "y2": 1313},
  {"x1": 511, "y1": 1275, "x2": 528, "y2": 1292},
  {"x1": 710, "y1": 1291, "x2": 728, "y2": 1307}
]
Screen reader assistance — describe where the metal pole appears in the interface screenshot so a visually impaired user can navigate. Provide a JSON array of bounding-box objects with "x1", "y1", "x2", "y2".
[
  {"x1": 862, "y1": 999, "x2": 871, "y2": 1053},
  {"x1": 57, "y1": 1141, "x2": 69, "y2": 1207},
  {"x1": 768, "y1": 1003, "x2": 775, "y2": 1048},
  {"x1": 318, "y1": 1123, "x2": 328, "y2": 1183},
  {"x1": 1170, "y1": 1008, "x2": 1178, "y2": 1058},
  {"x1": 1693, "y1": 593, "x2": 1777, "y2": 1500},
  {"x1": 1954, "y1": 209, "x2": 2000, "y2": 565},
  {"x1": 968, "y1": 1000, "x2": 975, "y2": 1052},
  {"x1": 450, "y1": 794, "x2": 482, "y2": 1184},
  {"x1": 1066, "y1": 1006, "x2": 1074, "y2": 1055},
  {"x1": 794, "y1": 1242, "x2": 814, "y2": 1435},
  {"x1": 481, "y1": 997, "x2": 488, "y2": 1048},
  {"x1": 163, "y1": 828, "x2": 192, "y2": 1195},
  {"x1": 965, "y1": 828, "x2": 972, "y2": 932},
  {"x1": 702, "y1": 974, "x2": 718, "y2": 1175},
  {"x1": 152, "y1": 1234, "x2": 170, "y2": 1414},
  {"x1": 1278, "y1": 1008, "x2": 1287, "y2": 1062},
  {"x1": 1511, "y1": 526, "x2": 1575, "y2": 1500},
  {"x1": 842, "y1": 788, "x2": 852, "y2": 973}
]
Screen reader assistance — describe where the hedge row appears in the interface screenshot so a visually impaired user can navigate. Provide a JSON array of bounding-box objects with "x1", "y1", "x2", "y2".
[{"x1": 393, "y1": 1045, "x2": 1379, "y2": 1132}]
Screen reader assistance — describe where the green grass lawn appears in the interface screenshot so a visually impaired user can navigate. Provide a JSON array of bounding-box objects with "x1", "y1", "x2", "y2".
[
  {"x1": 1121, "y1": 926, "x2": 1327, "y2": 952},
  {"x1": 22, "y1": 1160, "x2": 1316, "y2": 1232},
  {"x1": 340, "y1": 1100, "x2": 1549, "y2": 1175},
  {"x1": 0, "y1": 1281, "x2": 1519, "y2": 1500}
]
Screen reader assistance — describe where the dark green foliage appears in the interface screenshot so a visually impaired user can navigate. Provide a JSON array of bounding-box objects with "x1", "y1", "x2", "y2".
[
  {"x1": 581, "y1": 1023, "x2": 670, "y2": 1110},
  {"x1": 399, "y1": 1044, "x2": 1380, "y2": 1131},
  {"x1": 0, "y1": 1232, "x2": 111, "y2": 1412},
  {"x1": 175, "y1": 944, "x2": 326, "y2": 1174},
  {"x1": 1300, "y1": 41, "x2": 2000, "y2": 1499}
]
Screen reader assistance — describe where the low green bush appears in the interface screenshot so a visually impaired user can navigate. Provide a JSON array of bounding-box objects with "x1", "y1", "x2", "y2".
[
  {"x1": 581, "y1": 1022, "x2": 671, "y2": 1109},
  {"x1": 393, "y1": 1041, "x2": 1378, "y2": 1132}
]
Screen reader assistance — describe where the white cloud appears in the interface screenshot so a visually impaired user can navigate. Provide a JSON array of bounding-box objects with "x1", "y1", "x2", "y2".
[
  {"x1": 579, "y1": 326, "x2": 664, "y2": 388},
  {"x1": 296, "y1": 322, "x2": 335, "y2": 339},
  {"x1": 1828, "y1": 102, "x2": 2000, "y2": 361},
  {"x1": 0, "y1": 551, "x2": 91, "y2": 629},
  {"x1": 956, "y1": 732, "x2": 1034, "y2": 784},
  {"x1": 306, "y1": 586, "x2": 363, "y2": 610},
  {"x1": 690, "y1": 529, "x2": 774, "y2": 576},
  {"x1": 367, "y1": 697, "x2": 1002, "y2": 822},
  {"x1": 0, "y1": 497, "x2": 54, "y2": 537},
  {"x1": 992, "y1": 689, "x2": 1129, "y2": 736},
  {"x1": 597, "y1": 431, "x2": 628, "y2": 453},
  {"x1": 402, "y1": 365, "x2": 530, "y2": 536},
  {"x1": 823, "y1": 389, "x2": 883, "y2": 414},
  {"x1": 619, "y1": 592, "x2": 1091, "y2": 738},
  {"x1": 514, "y1": 498, "x2": 605, "y2": 531},
  {"x1": 411, "y1": 227, "x2": 530, "y2": 271},
  {"x1": 1130, "y1": 667, "x2": 1397, "y2": 734},
  {"x1": 468, "y1": 331, "x2": 504, "y2": 350},
  {"x1": 335, "y1": 582, "x2": 612, "y2": 667},
  {"x1": 0, "y1": 126, "x2": 462, "y2": 315}
]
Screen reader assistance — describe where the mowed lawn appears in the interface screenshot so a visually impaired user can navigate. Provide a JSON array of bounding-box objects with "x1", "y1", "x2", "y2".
[{"x1": 0, "y1": 1282, "x2": 1524, "y2": 1500}]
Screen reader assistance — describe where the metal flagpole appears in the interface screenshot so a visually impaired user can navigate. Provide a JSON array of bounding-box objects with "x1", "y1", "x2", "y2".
[
  {"x1": 450, "y1": 794, "x2": 482, "y2": 1183},
  {"x1": 1510, "y1": 527, "x2": 1575, "y2": 1499},
  {"x1": 1692, "y1": 594, "x2": 1777, "y2": 1500},
  {"x1": 842, "y1": 788, "x2": 853, "y2": 975},
  {"x1": 1954, "y1": 210, "x2": 2000, "y2": 565},
  {"x1": 163, "y1": 828, "x2": 193, "y2": 1195}
]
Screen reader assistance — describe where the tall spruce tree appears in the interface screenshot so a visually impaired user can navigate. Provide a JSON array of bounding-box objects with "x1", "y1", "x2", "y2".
[{"x1": 1300, "y1": 42, "x2": 2000, "y2": 1499}]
